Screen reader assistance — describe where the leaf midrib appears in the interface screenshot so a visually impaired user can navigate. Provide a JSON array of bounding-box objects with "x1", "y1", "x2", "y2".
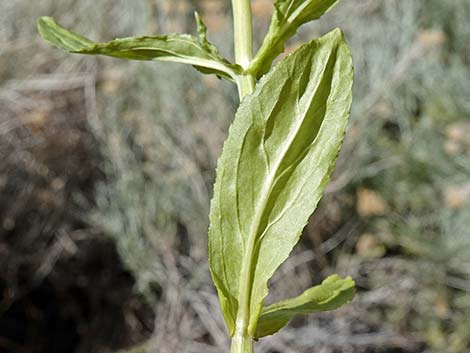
[
  {"x1": 236, "y1": 50, "x2": 328, "y2": 333},
  {"x1": 86, "y1": 41, "x2": 237, "y2": 78}
]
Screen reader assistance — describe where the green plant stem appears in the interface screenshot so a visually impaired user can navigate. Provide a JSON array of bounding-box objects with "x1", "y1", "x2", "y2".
[
  {"x1": 231, "y1": 0, "x2": 253, "y2": 68},
  {"x1": 230, "y1": 331, "x2": 254, "y2": 353},
  {"x1": 230, "y1": 0, "x2": 256, "y2": 352},
  {"x1": 236, "y1": 74, "x2": 255, "y2": 99},
  {"x1": 232, "y1": 0, "x2": 255, "y2": 99}
]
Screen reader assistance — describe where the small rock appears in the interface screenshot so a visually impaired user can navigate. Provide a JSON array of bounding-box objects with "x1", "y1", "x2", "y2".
[
  {"x1": 356, "y1": 188, "x2": 388, "y2": 217},
  {"x1": 444, "y1": 183, "x2": 470, "y2": 209},
  {"x1": 356, "y1": 233, "x2": 385, "y2": 258}
]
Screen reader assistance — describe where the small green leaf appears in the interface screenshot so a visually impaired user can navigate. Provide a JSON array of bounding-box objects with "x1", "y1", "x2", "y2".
[
  {"x1": 255, "y1": 274, "x2": 355, "y2": 338},
  {"x1": 208, "y1": 28, "x2": 353, "y2": 337},
  {"x1": 249, "y1": 0, "x2": 340, "y2": 77},
  {"x1": 37, "y1": 16, "x2": 241, "y2": 81},
  {"x1": 194, "y1": 11, "x2": 215, "y2": 53}
]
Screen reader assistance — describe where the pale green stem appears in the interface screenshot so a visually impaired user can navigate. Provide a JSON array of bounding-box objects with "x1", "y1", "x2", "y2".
[
  {"x1": 236, "y1": 74, "x2": 255, "y2": 99},
  {"x1": 230, "y1": 330, "x2": 254, "y2": 353},
  {"x1": 231, "y1": 0, "x2": 253, "y2": 68},
  {"x1": 230, "y1": 0, "x2": 256, "y2": 352},
  {"x1": 232, "y1": 0, "x2": 255, "y2": 100}
]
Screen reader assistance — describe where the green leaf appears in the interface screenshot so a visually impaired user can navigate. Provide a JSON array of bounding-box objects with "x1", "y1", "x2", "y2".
[
  {"x1": 37, "y1": 16, "x2": 241, "y2": 81},
  {"x1": 249, "y1": 0, "x2": 340, "y2": 77},
  {"x1": 208, "y1": 28, "x2": 353, "y2": 337},
  {"x1": 255, "y1": 274, "x2": 355, "y2": 338}
]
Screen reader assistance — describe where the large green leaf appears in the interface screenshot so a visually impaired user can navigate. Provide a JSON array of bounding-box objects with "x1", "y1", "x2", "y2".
[
  {"x1": 208, "y1": 28, "x2": 353, "y2": 337},
  {"x1": 37, "y1": 16, "x2": 240, "y2": 81},
  {"x1": 249, "y1": 0, "x2": 340, "y2": 77},
  {"x1": 255, "y1": 275, "x2": 355, "y2": 338}
]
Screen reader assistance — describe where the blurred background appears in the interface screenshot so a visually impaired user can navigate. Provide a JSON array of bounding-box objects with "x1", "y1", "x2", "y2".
[{"x1": 1, "y1": 0, "x2": 469, "y2": 352}]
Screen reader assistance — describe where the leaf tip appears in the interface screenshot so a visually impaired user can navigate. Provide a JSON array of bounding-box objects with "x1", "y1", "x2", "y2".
[
  {"x1": 37, "y1": 16, "x2": 94, "y2": 52},
  {"x1": 37, "y1": 16, "x2": 53, "y2": 37},
  {"x1": 194, "y1": 11, "x2": 207, "y2": 38}
]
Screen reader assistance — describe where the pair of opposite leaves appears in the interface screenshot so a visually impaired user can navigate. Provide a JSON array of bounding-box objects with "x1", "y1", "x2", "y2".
[{"x1": 38, "y1": 0, "x2": 355, "y2": 340}]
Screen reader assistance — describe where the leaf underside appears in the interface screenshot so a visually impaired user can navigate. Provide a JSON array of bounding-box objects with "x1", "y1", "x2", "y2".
[
  {"x1": 255, "y1": 274, "x2": 355, "y2": 338},
  {"x1": 208, "y1": 28, "x2": 353, "y2": 337},
  {"x1": 37, "y1": 16, "x2": 240, "y2": 81}
]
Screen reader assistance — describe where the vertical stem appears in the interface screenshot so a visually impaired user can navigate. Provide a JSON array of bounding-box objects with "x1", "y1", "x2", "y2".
[
  {"x1": 236, "y1": 74, "x2": 255, "y2": 99},
  {"x1": 232, "y1": 0, "x2": 255, "y2": 99},
  {"x1": 231, "y1": 0, "x2": 253, "y2": 69},
  {"x1": 230, "y1": 331, "x2": 254, "y2": 353},
  {"x1": 230, "y1": 0, "x2": 255, "y2": 352}
]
